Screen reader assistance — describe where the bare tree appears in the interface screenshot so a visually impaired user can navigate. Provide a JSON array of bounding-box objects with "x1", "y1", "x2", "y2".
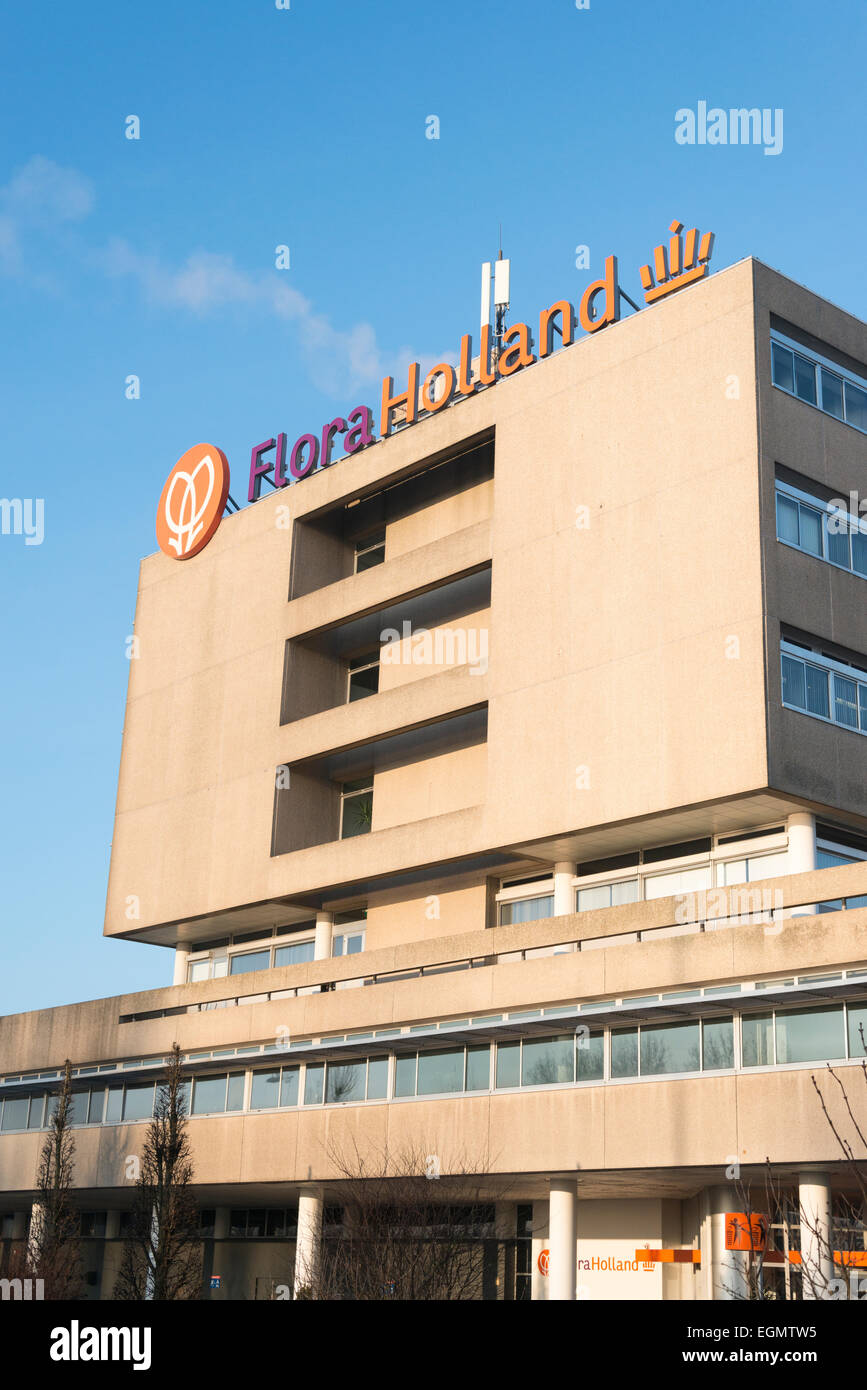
[
  {"x1": 25, "y1": 1059, "x2": 83, "y2": 1299},
  {"x1": 114, "y1": 1043, "x2": 202, "y2": 1300},
  {"x1": 300, "y1": 1139, "x2": 509, "y2": 1301}
]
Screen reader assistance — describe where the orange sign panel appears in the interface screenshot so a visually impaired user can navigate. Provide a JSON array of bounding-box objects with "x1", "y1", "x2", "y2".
[
  {"x1": 156, "y1": 442, "x2": 231, "y2": 561},
  {"x1": 725, "y1": 1213, "x2": 768, "y2": 1252}
]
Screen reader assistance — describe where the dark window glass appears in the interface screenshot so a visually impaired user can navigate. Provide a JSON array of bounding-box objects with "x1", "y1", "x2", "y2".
[
  {"x1": 394, "y1": 1055, "x2": 417, "y2": 1097},
  {"x1": 495, "y1": 1041, "x2": 520, "y2": 1089},
  {"x1": 341, "y1": 780, "x2": 373, "y2": 838},
  {"x1": 348, "y1": 656, "x2": 380, "y2": 702},
  {"x1": 280, "y1": 1068, "x2": 299, "y2": 1107},
  {"x1": 775, "y1": 1005, "x2": 844, "y2": 1064},
  {"x1": 192, "y1": 1075, "x2": 228, "y2": 1115},
  {"x1": 274, "y1": 940, "x2": 315, "y2": 967},
  {"x1": 498, "y1": 895, "x2": 554, "y2": 925},
  {"x1": 847, "y1": 1002, "x2": 867, "y2": 1059},
  {"x1": 794, "y1": 353, "x2": 817, "y2": 405},
  {"x1": 576, "y1": 1032, "x2": 604, "y2": 1081},
  {"x1": 366, "y1": 1056, "x2": 388, "y2": 1099},
  {"x1": 1, "y1": 1097, "x2": 29, "y2": 1131},
  {"x1": 805, "y1": 663, "x2": 830, "y2": 718},
  {"x1": 230, "y1": 949, "x2": 271, "y2": 975},
  {"x1": 521, "y1": 1035, "x2": 574, "y2": 1087},
  {"x1": 251, "y1": 1071, "x2": 280, "y2": 1110},
  {"x1": 640, "y1": 1020, "x2": 700, "y2": 1075},
  {"x1": 821, "y1": 369, "x2": 844, "y2": 419},
  {"x1": 465, "y1": 1045, "x2": 490, "y2": 1092},
  {"x1": 826, "y1": 514, "x2": 851, "y2": 569},
  {"x1": 798, "y1": 504, "x2": 822, "y2": 556},
  {"x1": 611, "y1": 1029, "x2": 638, "y2": 1078},
  {"x1": 781, "y1": 655, "x2": 807, "y2": 709},
  {"x1": 742, "y1": 1013, "x2": 774, "y2": 1066},
  {"x1": 303, "y1": 1064, "x2": 324, "y2": 1105},
  {"x1": 853, "y1": 531, "x2": 867, "y2": 577},
  {"x1": 417, "y1": 1048, "x2": 465, "y2": 1095},
  {"x1": 226, "y1": 1073, "x2": 245, "y2": 1111},
  {"x1": 326, "y1": 1061, "x2": 366, "y2": 1103},
  {"x1": 845, "y1": 381, "x2": 867, "y2": 431},
  {"x1": 771, "y1": 342, "x2": 794, "y2": 392},
  {"x1": 776, "y1": 493, "x2": 800, "y2": 546},
  {"x1": 229, "y1": 1210, "x2": 247, "y2": 1237},
  {"x1": 702, "y1": 1018, "x2": 734, "y2": 1070},
  {"x1": 123, "y1": 1083, "x2": 155, "y2": 1122},
  {"x1": 834, "y1": 674, "x2": 858, "y2": 729}
]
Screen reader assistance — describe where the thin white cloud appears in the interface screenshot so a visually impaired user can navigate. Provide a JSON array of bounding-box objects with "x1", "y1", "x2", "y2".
[
  {"x1": 0, "y1": 156, "x2": 94, "y2": 274},
  {"x1": 2, "y1": 156, "x2": 453, "y2": 398}
]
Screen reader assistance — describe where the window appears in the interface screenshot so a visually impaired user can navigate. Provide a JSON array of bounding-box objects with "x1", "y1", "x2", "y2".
[
  {"x1": 777, "y1": 483, "x2": 867, "y2": 578},
  {"x1": 340, "y1": 777, "x2": 373, "y2": 838},
  {"x1": 498, "y1": 894, "x2": 554, "y2": 926},
  {"x1": 229, "y1": 949, "x2": 271, "y2": 976},
  {"x1": 417, "y1": 1048, "x2": 465, "y2": 1096},
  {"x1": 228, "y1": 1209, "x2": 296, "y2": 1239},
  {"x1": 332, "y1": 929, "x2": 365, "y2": 957},
  {"x1": 576, "y1": 879, "x2": 639, "y2": 912},
  {"x1": 521, "y1": 1035, "x2": 574, "y2": 1087},
  {"x1": 191, "y1": 1072, "x2": 245, "y2": 1115},
  {"x1": 250, "y1": 1066, "x2": 299, "y2": 1110},
  {"x1": 274, "y1": 939, "x2": 315, "y2": 967},
  {"x1": 347, "y1": 651, "x2": 380, "y2": 702},
  {"x1": 771, "y1": 334, "x2": 867, "y2": 435},
  {"x1": 781, "y1": 641, "x2": 867, "y2": 735},
  {"x1": 122, "y1": 1083, "x2": 155, "y2": 1122},
  {"x1": 720, "y1": 851, "x2": 787, "y2": 886},
  {"x1": 303, "y1": 1064, "x2": 325, "y2": 1105},
  {"x1": 742, "y1": 1001, "x2": 858, "y2": 1067},
  {"x1": 611, "y1": 1018, "x2": 733, "y2": 1078},
  {"x1": 354, "y1": 528, "x2": 385, "y2": 573}
]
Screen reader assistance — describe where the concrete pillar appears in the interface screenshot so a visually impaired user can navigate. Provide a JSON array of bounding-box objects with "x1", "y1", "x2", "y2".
[
  {"x1": 294, "y1": 1187, "x2": 324, "y2": 1297},
  {"x1": 799, "y1": 1172, "x2": 833, "y2": 1300},
  {"x1": 706, "y1": 1187, "x2": 748, "y2": 1300},
  {"x1": 553, "y1": 862, "x2": 577, "y2": 917},
  {"x1": 548, "y1": 1179, "x2": 577, "y2": 1301},
  {"x1": 104, "y1": 1211, "x2": 121, "y2": 1240},
  {"x1": 495, "y1": 1201, "x2": 517, "y2": 1301},
  {"x1": 213, "y1": 1208, "x2": 231, "y2": 1240},
  {"x1": 787, "y1": 813, "x2": 817, "y2": 917},
  {"x1": 314, "y1": 912, "x2": 333, "y2": 962},
  {"x1": 172, "y1": 948, "x2": 189, "y2": 985},
  {"x1": 9, "y1": 1211, "x2": 28, "y2": 1240}
]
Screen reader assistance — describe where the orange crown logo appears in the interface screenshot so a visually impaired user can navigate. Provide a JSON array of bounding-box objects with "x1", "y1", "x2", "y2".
[{"x1": 639, "y1": 219, "x2": 715, "y2": 304}]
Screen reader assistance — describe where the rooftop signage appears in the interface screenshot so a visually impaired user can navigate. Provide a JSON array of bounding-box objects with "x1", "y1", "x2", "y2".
[{"x1": 155, "y1": 219, "x2": 714, "y2": 560}]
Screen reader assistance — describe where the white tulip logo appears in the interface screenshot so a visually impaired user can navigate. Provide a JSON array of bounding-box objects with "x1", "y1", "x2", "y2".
[
  {"x1": 163, "y1": 452, "x2": 215, "y2": 556},
  {"x1": 156, "y1": 443, "x2": 231, "y2": 561}
]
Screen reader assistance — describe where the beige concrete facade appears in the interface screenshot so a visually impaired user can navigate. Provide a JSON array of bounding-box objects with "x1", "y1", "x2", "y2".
[{"x1": 3, "y1": 259, "x2": 867, "y2": 1300}]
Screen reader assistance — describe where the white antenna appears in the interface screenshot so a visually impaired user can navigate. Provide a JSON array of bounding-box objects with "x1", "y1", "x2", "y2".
[{"x1": 480, "y1": 260, "x2": 492, "y2": 331}]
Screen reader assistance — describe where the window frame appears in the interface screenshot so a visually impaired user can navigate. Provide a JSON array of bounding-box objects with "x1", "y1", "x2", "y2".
[{"x1": 771, "y1": 332, "x2": 867, "y2": 436}]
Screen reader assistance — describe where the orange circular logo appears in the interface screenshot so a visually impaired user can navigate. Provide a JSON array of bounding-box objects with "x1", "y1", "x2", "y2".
[
  {"x1": 537, "y1": 1249, "x2": 549, "y2": 1276},
  {"x1": 156, "y1": 443, "x2": 230, "y2": 560}
]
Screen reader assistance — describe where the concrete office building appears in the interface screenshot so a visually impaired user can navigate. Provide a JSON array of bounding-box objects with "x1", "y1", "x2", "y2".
[{"x1": 2, "y1": 255, "x2": 867, "y2": 1300}]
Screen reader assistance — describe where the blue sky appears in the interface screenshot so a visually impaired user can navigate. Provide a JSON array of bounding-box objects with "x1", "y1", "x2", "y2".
[{"x1": 1, "y1": 0, "x2": 865, "y2": 1015}]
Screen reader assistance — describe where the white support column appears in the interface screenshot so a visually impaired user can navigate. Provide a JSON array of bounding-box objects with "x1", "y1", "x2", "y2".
[
  {"x1": 314, "y1": 912, "x2": 333, "y2": 962},
  {"x1": 548, "y1": 1179, "x2": 577, "y2": 1301},
  {"x1": 788, "y1": 812, "x2": 817, "y2": 873},
  {"x1": 172, "y1": 948, "x2": 189, "y2": 985},
  {"x1": 294, "y1": 1186, "x2": 324, "y2": 1297},
  {"x1": 799, "y1": 1172, "x2": 833, "y2": 1300},
  {"x1": 213, "y1": 1208, "x2": 231, "y2": 1240},
  {"x1": 706, "y1": 1186, "x2": 748, "y2": 1301},
  {"x1": 553, "y1": 862, "x2": 577, "y2": 917}
]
